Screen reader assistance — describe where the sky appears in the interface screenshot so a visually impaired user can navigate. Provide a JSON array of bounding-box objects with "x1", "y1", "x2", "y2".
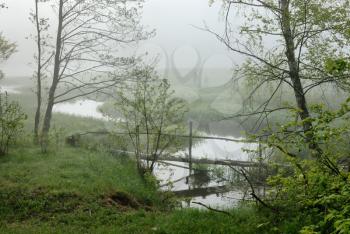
[{"x1": 0, "y1": 0, "x2": 238, "y2": 77}]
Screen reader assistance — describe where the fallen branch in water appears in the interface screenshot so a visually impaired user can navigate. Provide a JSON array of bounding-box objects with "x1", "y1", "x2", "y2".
[
  {"x1": 192, "y1": 201, "x2": 232, "y2": 216},
  {"x1": 229, "y1": 165, "x2": 279, "y2": 213},
  {"x1": 69, "y1": 131, "x2": 256, "y2": 143},
  {"x1": 158, "y1": 161, "x2": 211, "y2": 172}
]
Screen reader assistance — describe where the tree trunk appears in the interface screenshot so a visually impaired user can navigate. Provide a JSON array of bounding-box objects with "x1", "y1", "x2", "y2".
[
  {"x1": 33, "y1": 0, "x2": 42, "y2": 144},
  {"x1": 40, "y1": 0, "x2": 63, "y2": 151},
  {"x1": 279, "y1": 1, "x2": 341, "y2": 176},
  {"x1": 34, "y1": 83, "x2": 42, "y2": 143},
  {"x1": 41, "y1": 91, "x2": 55, "y2": 152},
  {"x1": 280, "y1": 0, "x2": 312, "y2": 134}
]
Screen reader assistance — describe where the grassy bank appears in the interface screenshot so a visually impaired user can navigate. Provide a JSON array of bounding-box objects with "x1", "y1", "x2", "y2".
[
  {"x1": 0, "y1": 144, "x2": 271, "y2": 234},
  {"x1": 0, "y1": 77, "x2": 308, "y2": 233}
]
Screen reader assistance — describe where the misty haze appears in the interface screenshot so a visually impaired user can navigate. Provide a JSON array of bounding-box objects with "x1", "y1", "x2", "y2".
[{"x1": 0, "y1": 1, "x2": 349, "y2": 233}]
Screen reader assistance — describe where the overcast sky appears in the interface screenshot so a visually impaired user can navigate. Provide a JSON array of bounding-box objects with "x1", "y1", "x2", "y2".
[{"x1": 0, "y1": 0, "x2": 237, "y2": 77}]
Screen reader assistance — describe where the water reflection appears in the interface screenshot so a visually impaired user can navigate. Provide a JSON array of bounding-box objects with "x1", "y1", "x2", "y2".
[
  {"x1": 177, "y1": 135, "x2": 254, "y2": 161},
  {"x1": 48, "y1": 98, "x2": 256, "y2": 208},
  {"x1": 53, "y1": 100, "x2": 106, "y2": 120},
  {"x1": 154, "y1": 136, "x2": 256, "y2": 209},
  {"x1": 0, "y1": 80, "x2": 256, "y2": 209}
]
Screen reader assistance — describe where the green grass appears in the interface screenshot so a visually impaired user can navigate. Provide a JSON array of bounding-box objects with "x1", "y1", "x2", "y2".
[
  {"x1": 0, "y1": 208, "x2": 265, "y2": 234},
  {"x1": 0, "y1": 144, "x2": 271, "y2": 234},
  {"x1": 0, "y1": 145, "x2": 157, "y2": 200},
  {"x1": 0, "y1": 76, "x2": 299, "y2": 233}
]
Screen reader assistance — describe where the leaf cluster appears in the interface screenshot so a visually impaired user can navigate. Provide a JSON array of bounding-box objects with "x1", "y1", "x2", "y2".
[
  {"x1": 258, "y1": 99, "x2": 350, "y2": 233},
  {"x1": 0, "y1": 92, "x2": 27, "y2": 156}
]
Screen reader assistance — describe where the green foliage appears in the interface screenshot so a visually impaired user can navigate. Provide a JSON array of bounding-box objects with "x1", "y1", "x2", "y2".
[
  {"x1": 0, "y1": 92, "x2": 27, "y2": 156},
  {"x1": 325, "y1": 58, "x2": 350, "y2": 73},
  {"x1": 0, "y1": 206, "x2": 265, "y2": 234},
  {"x1": 107, "y1": 66, "x2": 188, "y2": 173},
  {"x1": 215, "y1": 0, "x2": 350, "y2": 134},
  {"x1": 0, "y1": 33, "x2": 16, "y2": 79},
  {"x1": 0, "y1": 145, "x2": 161, "y2": 203},
  {"x1": 0, "y1": 33, "x2": 16, "y2": 62},
  {"x1": 257, "y1": 99, "x2": 350, "y2": 233},
  {"x1": 0, "y1": 144, "x2": 271, "y2": 234},
  {"x1": 325, "y1": 58, "x2": 350, "y2": 80}
]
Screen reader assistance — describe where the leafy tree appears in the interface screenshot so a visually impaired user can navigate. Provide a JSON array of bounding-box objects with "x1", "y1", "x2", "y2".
[
  {"x1": 209, "y1": 0, "x2": 349, "y2": 161},
  {"x1": 0, "y1": 3, "x2": 27, "y2": 156},
  {"x1": 30, "y1": 0, "x2": 53, "y2": 144},
  {"x1": 325, "y1": 58, "x2": 350, "y2": 76},
  {"x1": 0, "y1": 34, "x2": 16, "y2": 80},
  {"x1": 0, "y1": 92, "x2": 27, "y2": 156},
  {"x1": 207, "y1": 1, "x2": 350, "y2": 231},
  {"x1": 259, "y1": 100, "x2": 350, "y2": 233},
  {"x1": 106, "y1": 67, "x2": 187, "y2": 175},
  {"x1": 0, "y1": 2, "x2": 16, "y2": 79},
  {"x1": 37, "y1": 0, "x2": 152, "y2": 151}
]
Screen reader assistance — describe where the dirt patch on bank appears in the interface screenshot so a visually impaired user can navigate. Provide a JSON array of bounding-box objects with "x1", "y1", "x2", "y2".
[{"x1": 104, "y1": 191, "x2": 153, "y2": 211}]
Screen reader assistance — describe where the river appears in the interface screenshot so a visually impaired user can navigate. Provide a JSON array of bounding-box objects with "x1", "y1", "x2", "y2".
[
  {"x1": 53, "y1": 99, "x2": 256, "y2": 208},
  {"x1": 0, "y1": 90, "x2": 255, "y2": 208}
]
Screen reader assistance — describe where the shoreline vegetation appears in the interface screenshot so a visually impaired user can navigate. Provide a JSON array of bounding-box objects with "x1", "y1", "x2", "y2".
[
  {"x1": 1, "y1": 74, "x2": 350, "y2": 233},
  {"x1": 1, "y1": 0, "x2": 350, "y2": 232},
  {"x1": 0, "y1": 144, "x2": 268, "y2": 234},
  {"x1": 0, "y1": 79, "x2": 298, "y2": 233}
]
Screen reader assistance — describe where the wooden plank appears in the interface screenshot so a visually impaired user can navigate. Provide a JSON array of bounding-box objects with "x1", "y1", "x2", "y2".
[
  {"x1": 72, "y1": 131, "x2": 257, "y2": 143},
  {"x1": 173, "y1": 185, "x2": 231, "y2": 197},
  {"x1": 155, "y1": 156, "x2": 263, "y2": 168},
  {"x1": 110, "y1": 149, "x2": 263, "y2": 168},
  {"x1": 188, "y1": 121, "x2": 193, "y2": 175}
]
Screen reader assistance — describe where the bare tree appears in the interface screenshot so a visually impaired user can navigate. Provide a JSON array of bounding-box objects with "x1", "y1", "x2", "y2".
[
  {"x1": 38, "y1": 0, "x2": 151, "y2": 151},
  {"x1": 30, "y1": 0, "x2": 53, "y2": 144},
  {"x1": 208, "y1": 0, "x2": 349, "y2": 160}
]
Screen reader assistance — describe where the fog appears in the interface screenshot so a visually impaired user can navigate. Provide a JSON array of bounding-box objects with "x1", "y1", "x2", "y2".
[
  {"x1": 0, "y1": 1, "x2": 349, "y2": 228},
  {"x1": 0, "y1": 0, "x2": 238, "y2": 77}
]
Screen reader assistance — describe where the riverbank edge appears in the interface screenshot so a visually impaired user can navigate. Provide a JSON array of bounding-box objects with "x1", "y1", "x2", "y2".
[{"x1": 0, "y1": 144, "x2": 282, "y2": 234}]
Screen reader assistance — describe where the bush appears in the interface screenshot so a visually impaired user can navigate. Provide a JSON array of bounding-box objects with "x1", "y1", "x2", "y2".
[
  {"x1": 258, "y1": 98, "x2": 350, "y2": 233},
  {"x1": 106, "y1": 66, "x2": 188, "y2": 174},
  {"x1": 0, "y1": 91, "x2": 26, "y2": 156}
]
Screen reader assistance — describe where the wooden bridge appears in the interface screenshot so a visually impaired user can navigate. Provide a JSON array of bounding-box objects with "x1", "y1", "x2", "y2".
[
  {"x1": 74, "y1": 120, "x2": 263, "y2": 169},
  {"x1": 110, "y1": 149, "x2": 265, "y2": 168},
  {"x1": 71, "y1": 125, "x2": 271, "y2": 199}
]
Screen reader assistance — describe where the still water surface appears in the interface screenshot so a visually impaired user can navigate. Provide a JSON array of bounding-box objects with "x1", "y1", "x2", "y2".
[
  {"x1": 50, "y1": 99, "x2": 255, "y2": 208},
  {"x1": 53, "y1": 100, "x2": 106, "y2": 120}
]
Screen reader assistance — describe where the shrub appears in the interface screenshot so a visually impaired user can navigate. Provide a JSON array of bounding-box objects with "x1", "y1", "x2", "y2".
[
  {"x1": 259, "y1": 98, "x2": 350, "y2": 233},
  {"x1": 106, "y1": 66, "x2": 188, "y2": 174},
  {"x1": 0, "y1": 91, "x2": 26, "y2": 156}
]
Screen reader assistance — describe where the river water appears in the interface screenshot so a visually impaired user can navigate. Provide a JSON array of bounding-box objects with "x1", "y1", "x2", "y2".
[
  {"x1": 0, "y1": 90, "x2": 255, "y2": 208},
  {"x1": 154, "y1": 136, "x2": 256, "y2": 208},
  {"x1": 52, "y1": 99, "x2": 256, "y2": 208},
  {"x1": 53, "y1": 100, "x2": 106, "y2": 120}
]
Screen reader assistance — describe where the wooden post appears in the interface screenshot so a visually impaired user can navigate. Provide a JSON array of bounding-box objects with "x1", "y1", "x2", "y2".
[
  {"x1": 258, "y1": 137, "x2": 262, "y2": 173},
  {"x1": 135, "y1": 125, "x2": 140, "y2": 169},
  {"x1": 258, "y1": 137, "x2": 265, "y2": 197},
  {"x1": 188, "y1": 121, "x2": 193, "y2": 178},
  {"x1": 186, "y1": 121, "x2": 193, "y2": 185}
]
